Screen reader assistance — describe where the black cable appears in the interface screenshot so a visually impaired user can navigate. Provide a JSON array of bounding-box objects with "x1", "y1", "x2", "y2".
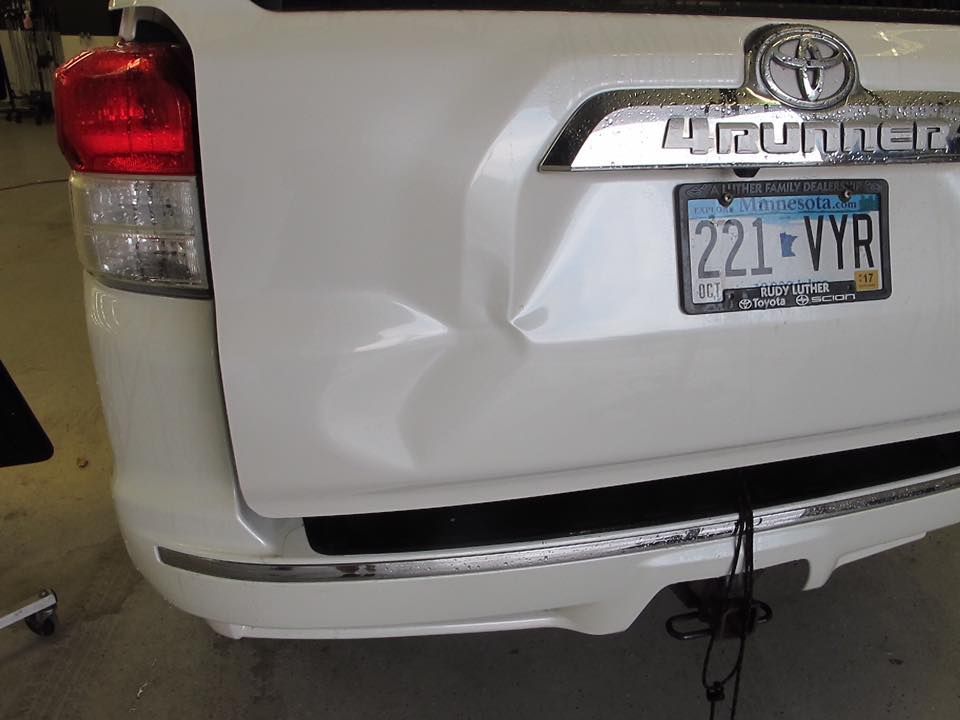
[
  {"x1": 700, "y1": 481, "x2": 756, "y2": 720},
  {"x1": 0, "y1": 177, "x2": 66, "y2": 193},
  {"x1": 729, "y1": 487, "x2": 755, "y2": 718}
]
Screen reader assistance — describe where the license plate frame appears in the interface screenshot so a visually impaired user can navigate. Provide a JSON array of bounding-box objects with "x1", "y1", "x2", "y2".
[{"x1": 675, "y1": 179, "x2": 891, "y2": 315}]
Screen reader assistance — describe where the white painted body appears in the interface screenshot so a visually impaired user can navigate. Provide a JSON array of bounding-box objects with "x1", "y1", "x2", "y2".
[{"x1": 94, "y1": 1, "x2": 960, "y2": 637}]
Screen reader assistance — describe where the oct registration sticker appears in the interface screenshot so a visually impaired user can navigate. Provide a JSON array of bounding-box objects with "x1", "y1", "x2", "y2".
[{"x1": 675, "y1": 179, "x2": 891, "y2": 314}]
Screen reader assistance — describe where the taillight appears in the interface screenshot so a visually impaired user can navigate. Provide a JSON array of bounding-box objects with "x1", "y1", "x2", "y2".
[
  {"x1": 55, "y1": 44, "x2": 208, "y2": 295},
  {"x1": 55, "y1": 44, "x2": 194, "y2": 175}
]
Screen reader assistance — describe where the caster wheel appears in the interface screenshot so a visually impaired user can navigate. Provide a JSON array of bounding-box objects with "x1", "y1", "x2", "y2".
[{"x1": 25, "y1": 610, "x2": 57, "y2": 636}]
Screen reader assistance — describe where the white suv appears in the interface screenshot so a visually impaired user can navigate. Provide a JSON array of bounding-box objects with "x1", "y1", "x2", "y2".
[{"x1": 54, "y1": 0, "x2": 960, "y2": 639}]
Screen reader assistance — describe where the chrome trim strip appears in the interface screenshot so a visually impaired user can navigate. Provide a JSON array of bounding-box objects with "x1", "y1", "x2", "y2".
[
  {"x1": 541, "y1": 25, "x2": 960, "y2": 171},
  {"x1": 158, "y1": 471, "x2": 960, "y2": 583},
  {"x1": 540, "y1": 88, "x2": 960, "y2": 171}
]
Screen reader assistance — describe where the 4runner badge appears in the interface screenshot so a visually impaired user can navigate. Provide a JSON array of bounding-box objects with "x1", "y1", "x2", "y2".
[{"x1": 540, "y1": 24, "x2": 960, "y2": 171}]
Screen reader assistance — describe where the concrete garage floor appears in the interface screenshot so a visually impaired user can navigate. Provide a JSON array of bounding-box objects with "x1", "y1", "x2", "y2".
[{"x1": 1, "y1": 120, "x2": 959, "y2": 720}]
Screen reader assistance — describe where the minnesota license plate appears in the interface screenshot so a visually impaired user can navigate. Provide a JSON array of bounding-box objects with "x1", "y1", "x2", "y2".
[{"x1": 676, "y1": 180, "x2": 890, "y2": 314}]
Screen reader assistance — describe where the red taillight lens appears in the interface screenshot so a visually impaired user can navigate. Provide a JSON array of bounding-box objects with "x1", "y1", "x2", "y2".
[
  {"x1": 57, "y1": 44, "x2": 208, "y2": 295},
  {"x1": 54, "y1": 44, "x2": 196, "y2": 176}
]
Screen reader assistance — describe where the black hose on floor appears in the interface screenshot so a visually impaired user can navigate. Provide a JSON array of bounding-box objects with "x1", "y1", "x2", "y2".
[{"x1": 0, "y1": 177, "x2": 66, "y2": 193}]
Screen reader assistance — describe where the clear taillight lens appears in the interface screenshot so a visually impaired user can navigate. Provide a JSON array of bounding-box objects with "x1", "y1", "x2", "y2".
[
  {"x1": 69, "y1": 174, "x2": 207, "y2": 293},
  {"x1": 55, "y1": 44, "x2": 208, "y2": 295}
]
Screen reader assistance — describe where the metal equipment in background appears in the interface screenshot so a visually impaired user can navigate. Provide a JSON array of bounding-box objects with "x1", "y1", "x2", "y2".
[
  {"x1": 0, "y1": 360, "x2": 58, "y2": 637},
  {"x1": 0, "y1": 590, "x2": 57, "y2": 636},
  {"x1": 1, "y1": 0, "x2": 62, "y2": 124}
]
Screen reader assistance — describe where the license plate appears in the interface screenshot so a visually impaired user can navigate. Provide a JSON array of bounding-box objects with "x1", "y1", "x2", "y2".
[{"x1": 676, "y1": 180, "x2": 890, "y2": 314}]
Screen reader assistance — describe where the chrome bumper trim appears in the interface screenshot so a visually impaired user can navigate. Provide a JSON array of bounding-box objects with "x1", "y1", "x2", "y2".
[{"x1": 158, "y1": 471, "x2": 960, "y2": 583}]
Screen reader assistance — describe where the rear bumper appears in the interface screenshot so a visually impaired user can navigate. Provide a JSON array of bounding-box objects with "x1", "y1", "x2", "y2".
[
  {"x1": 123, "y1": 472, "x2": 960, "y2": 639},
  {"x1": 85, "y1": 275, "x2": 960, "y2": 637}
]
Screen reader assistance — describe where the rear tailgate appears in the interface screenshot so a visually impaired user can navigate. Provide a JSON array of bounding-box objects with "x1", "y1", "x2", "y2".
[{"x1": 142, "y1": 2, "x2": 960, "y2": 517}]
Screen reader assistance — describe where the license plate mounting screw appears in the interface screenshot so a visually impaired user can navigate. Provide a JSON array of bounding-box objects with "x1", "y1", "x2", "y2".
[{"x1": 720, "y1": 192, "x2": 734, "y2": 207}]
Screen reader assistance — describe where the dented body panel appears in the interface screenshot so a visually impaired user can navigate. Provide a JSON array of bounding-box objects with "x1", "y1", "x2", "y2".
[
  {"x1": 178, "y1": 7, "x2": 960, "y2": 517},
  {"x1": 107, "y1": 3, "x2": 960, "y2": 518}
]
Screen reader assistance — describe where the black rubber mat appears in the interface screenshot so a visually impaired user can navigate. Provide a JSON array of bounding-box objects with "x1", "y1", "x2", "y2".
[{"x1": 305, "y1": 431, "x2": 960, "y2": 554}]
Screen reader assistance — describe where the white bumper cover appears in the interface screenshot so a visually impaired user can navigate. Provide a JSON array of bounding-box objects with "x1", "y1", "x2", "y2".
[
  {"x1": 86, "y1": 276, "x2": 960, "y2": 638},
  {"x1": 128, "y1": 479, "x2": 960, "y2": 639}
]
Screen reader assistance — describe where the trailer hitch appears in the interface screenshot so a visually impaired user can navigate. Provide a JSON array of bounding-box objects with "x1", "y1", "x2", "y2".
[{"x1": 666, "y1": 592, "x2": 772, "y2": 641}]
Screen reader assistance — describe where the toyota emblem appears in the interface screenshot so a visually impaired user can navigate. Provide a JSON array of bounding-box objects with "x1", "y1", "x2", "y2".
[{"x1": 754, "y1": 26, "x2": 858, "y2": 110}]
